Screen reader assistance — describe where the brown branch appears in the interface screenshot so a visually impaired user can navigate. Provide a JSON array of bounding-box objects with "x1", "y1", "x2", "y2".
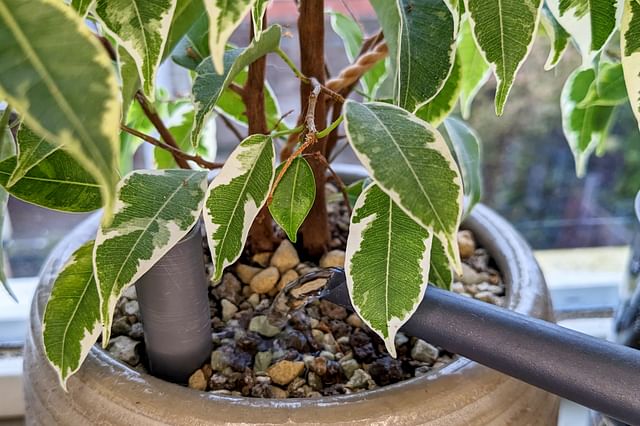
[
  {"x1": 135, "y1": 91, "x2": 191, "y2": 169},
  {"x1": 218, "y1": 113, "x2": 245, "y2": 142},
  {"x1": 229, "y1": 82, "x2": 245, "y2": 97},
  {"x1": 271, "y1": 109, "x2": 295, "y2": 132},
  {"x1": 121, "y1": 124, "x2": 223, "y2": 169}
]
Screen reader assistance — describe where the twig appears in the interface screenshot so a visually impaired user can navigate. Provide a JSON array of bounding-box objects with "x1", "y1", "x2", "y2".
[
  {"x1": 304, "y1": 152, "x2": 352, "y2": 216},
  {"x1": 95, "y1": 35, "x2": 117, "y2": 61},
  {"x1": 135, "y1": 91, "x2": 191, "y2": 169},
  {"x1": 276, "y1": 48, "x2": 345, "y2": 104},
  {"x1": 218, "y1": 113, "x2": 245, "y2": 142},
  {"x1": 271, "y1": 109, "x2": 295, "y2": 132},
  {"x1": 120, "y1": 124, "x2": 223, "y2": 170},
  {"x1": 229, "y1": 82, "x2": 245, "y2": 97},
  {"x1": 328, "y1": 139, "x2": 349, "y2": 163}
]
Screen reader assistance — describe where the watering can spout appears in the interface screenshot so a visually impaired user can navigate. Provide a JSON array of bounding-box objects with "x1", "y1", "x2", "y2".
[{"x1": 321, "y1": 268, "x2": 640, "y2": 426}]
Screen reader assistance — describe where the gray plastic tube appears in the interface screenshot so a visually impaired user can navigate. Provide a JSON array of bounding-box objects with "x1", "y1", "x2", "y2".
[
  {"x1": 323, "y1": 271, "x2": 640, "y2": 426},
  {"x1": 135, "y1": 224, "x2": 212, "y2": 384}
]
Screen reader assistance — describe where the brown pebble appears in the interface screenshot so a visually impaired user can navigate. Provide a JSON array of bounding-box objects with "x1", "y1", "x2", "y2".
[
  {"x1": 250, "y1": 267, "x2": 280, "y2": 294},
  {"x1": 457, "y1": 230, "x2": 476, "y2": 259},
  {"x1": 252, "y1": 252, "x2": 272, "y2": 267},
  {"x1": 346, "y1": 313, "x2": 363, "y2": 328},
  {"x1": 270, "y1": 240, "x2": 300, "y2": 273},
  {"x1": 319, "y1": 250, "x2": 346, "y2": 268},
  {"x1": 267, "y1": 360, "x2": 305, "y2": 386},
  {"x1": 236, "y1": 264, "x2": 262, "y2": 284},
  {"x1": 188, "y1": 369, "x2": 207, "y2": 391}
]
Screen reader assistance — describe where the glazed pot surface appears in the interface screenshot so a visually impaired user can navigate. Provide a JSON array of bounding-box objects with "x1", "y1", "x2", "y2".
[{"x1": 24, "y1": 165, "x2": 559, "y2": 425}]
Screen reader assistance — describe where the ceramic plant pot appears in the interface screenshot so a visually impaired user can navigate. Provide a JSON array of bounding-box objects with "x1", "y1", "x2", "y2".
[{"x1": 23, "y1": 164, "x2": 559, "y2": 425}]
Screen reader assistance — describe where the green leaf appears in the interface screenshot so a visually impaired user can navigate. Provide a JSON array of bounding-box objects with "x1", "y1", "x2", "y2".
[
  {"x1": 464, "y1": 0, "x2": 542, "y2": 115},
  {"x1": 457, "y1": 17, "x2": 490, "y2": 119},
  {"x1": 70, "y1": 0, "x2": 94, "y2": 17},
  {"x1": 397, "y1": 0, "x2": 458, "y2": 112},
  {"x1": 547, "y1": 0, "x2": 620, "y2": 64},
  {"x1": 163, "y1": 0, "x2": 206, "y2": 60},
  {"x1": 43, "y1": 242, "x2": 101, "y2": 389},
  {"x1": 269, "y1": 157, "x2": 316, "y2": 243},
  {"x1": 0, "y1": 0, "x2": 120, "y2": 223},
  {"x1": 429, "y1": 237, "x2": 453, "y2": 290},
  {"x1": 369, "y1": 0, "x2": 401, "y2": 88},
  {"x1": 95, "y1": 0, "x2": 177, "y2": 99},
  {"x1": 206, "y1": 0, "x2": 257, "y2": 74},
  {"x1": 540, "y1": 5, "x2": 571, "y2": 70},
  {"x1": 328, "y1": 11, "x2": 388, "y2": 99},
  {"x1": 171, "y1": 12, "x2": 209, "y2": 70},
  {"x1": 579, "y1": 62, "x2": 628, "y2": 107},
  {"x1": 8, "y1": 125, "x2": 60, "y2": 187},
  {"x1": 252, "y1": 0, "x2": 270, "y2": 39},
  {"x1": 442, "y1": 117, "x2": 482, "y2": 214},
  {"x1": 203, "y1": 135, "x2": 275, "y2": 281},
  {"x1": 415, "y1": 55, "x2": 462, "y2": 126},
  {"x1": 622, "y1": 0, "x2": 640, "y2": 128},
  {"x1": 94, "y1": 169, "x2": 208, "y2": 345},
  {"x1": 191, "y1": 25, "x2": 281, "y2": 145},
  {"x1": 328, "y1": 178, "x2": 370, "y2": 207},
  {"x1": 344, "y1": 101, "x2": 463, "y2": 273},
  {"x1": 0, "y1": 155, "x2": 102, "y2": 213},
  {"x1": 345, "y1": 183, "x2": 434, "y2": 356},
  {"x1": 561, "y1": 67, "x2": 616, "y2": 176},
  {"x1": 216, "y1": 70, "x2": 282, "y2": 130},
  {"x1": 118, "y1": 46, "x2": 140, "y2": 119}
]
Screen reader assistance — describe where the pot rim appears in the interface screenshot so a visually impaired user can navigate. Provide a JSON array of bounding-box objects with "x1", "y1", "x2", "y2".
[{"x1": 30, "y1": 163, "x2": 549, "y2": 409}]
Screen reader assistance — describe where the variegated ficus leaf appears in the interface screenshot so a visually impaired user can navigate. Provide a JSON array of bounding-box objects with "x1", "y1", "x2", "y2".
[
  {"x1": 561, "y1": 67, "x2": 616, "y2": 176},
  {"x1": 540, "y1": 5, "x2": 571, "y2": 70},
  {"x1": 204, "y1": 135, "x2": 275, "y2": 282},
  {"x1": 8, "y1": 125, "x2": 60, "y2": 187},
  {"x1": 95, "y1": 0, "x2": 178, "y2": 99},
  {"x1": 458, "y1": 17, "x2": 490, "y2": 119},
  {"x1": 397, "y1": 0, "x2": 458, "y2": 112},
  {"x1": 192, "y1": 25, "x2": 281, "y2": 145},
  {"x1": 163, "y1": 0, "x2": 206, "y2": 60},
  {"x1": 428, "y1": 237, "x2": 453, "y2": 290},
  {"x1": 622, "y1": 0, "x2": 640, "y2": 129},
  {"x1": 369, "y1": 0, "x2": 400, "y2": 85},
  {"x1": 0, "y1": 0, "x2": 120, "y2": 223},
  {"x1": 547, "y1": 0, "x2": 622, "y2": 65},
  {"x1": 0, "y1": 141, "x2": 102, "y2": 213},
  {"x1": 43, "y1": 242, "x2": 101, "y2": 389},
  {"x1": 464, "y1": 0, "x2": 543, "y2": 115},
  {"x1": 268, "y1": 156, "x2": 316, "y2": 243},
  {"x1": 206, "y1": 0, "x2": 257, "y2": 74},
  {"x1": 415, "y1": 54, "x2": 461, "y2": 126},
  {"x1": 442, "y1": 117, "x2": 483, "y2": 215},
  {"x1": 94, "y1": 169, "x2": 208, "y2": 345},
  {"x1": 344, "y1": 101, "x2": 464, "y2": 273},
  {"x1": 252, "y1": 0, "x2": 270, "y2": 40},
  {"x1": 0, "y1": 114, "x2": 15, "y2": 301},
  {"x1": 171, "y1": 13, "x2": 209, "y2": 70},
  {"x1": 345, "y1": 183, "x2": 434, "y2": 356}
]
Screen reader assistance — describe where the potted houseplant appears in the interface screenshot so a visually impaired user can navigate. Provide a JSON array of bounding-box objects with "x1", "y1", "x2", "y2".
[{"x1": 0, "y1": 0, "x2": 637, "y2": 423}]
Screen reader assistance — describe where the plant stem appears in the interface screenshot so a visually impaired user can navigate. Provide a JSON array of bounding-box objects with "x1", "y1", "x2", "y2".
[
  {"x1": 276, "y1": 47, "x2": 345, "y2": 104},
  {"x1": 317, "y1": 115, "x2": 343, "y2": 139},
  {"x1": 135, "y1": 91, "x2": 191, "y2": 169},
  {"x1": 120, "y1": 124, "x2": 222, "y2": 169},
  {"x1": 271, "y1": 124, "x2": 304, "y2": 139},
  {"x1": 297, "y1": 0, "x2": 330, "y2": 257},
  {"x1": 217, "y1": 113, "x2": 245, "y2": 142}
]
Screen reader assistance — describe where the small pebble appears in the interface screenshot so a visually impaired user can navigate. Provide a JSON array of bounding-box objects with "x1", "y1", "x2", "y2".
[
  {"x1": 252, "y1": 252, "x2": 272, "y2": 267},
  {"x1": 107, "y1": 336, "x2": 139, "y2": 366},
  {"x1": 247, "y1": 293, "x2": 260, "y2": 308},
  {"x1": 236, "y1": 264, "x2": 262, "y2": 284},
  {"x1": 319, "y1": 250, "x2": 345, "y2": 268},
  {"x1": 122, "y1": 286, "x2": 137, "y2": 300},
  {"x1": 319, "y1": 300, "x2": 348, "y2": 320},
  {"x1": 270, "y1": 240, "x2": 300, "y2": 273},
  {"x1": 129, "y1": 322, "x2": 144, "y2": 340},
  {"x1": 277, "y1": 269, "x2": 299, "y2": 291},
  {"x1": 123, "y1": 300, "x2": 139, "y2": 316},
  {"x1": 220, "y1": 299, "x2": 238, "y2": 321},
  {"x1": 188, "y1": 369, "x2": 207, "y2": 391},
  {"x1": 457, "y1": 230, "x2": 476, "y2": 259},
  {"x1": 249, "y1": 315, "x2": 282, "y2": 338},
  {"x1": 254, "y1": 351, "x2": 273, "y2": 373},
  {"x1": 267, "y1": 360, "x2": 305, "y2": 386},
  {"x1": 411, "y1": 339, "x2": 439, "y2": 364},
  {"x1": 270, "y1": 385, "x2": 288, "y2": 398},
  {"x1": 457, "y1": 263, "x2": 491, "y2": 286},
  {"x1": 346, "y1": 313, "x2": 363, "y2": 328},
  {"x1": 339, "y1": 358, "x2": 360, "y2": 379},
  {"x1": 345, "y1": 369, "x2": 373, "y2": 389},
  {"x1": 451, "y1": 282, "x2": 465, "y2": 294},
  {"x1": 250, "y1": 267, "x2": 280, "y2": 294}
]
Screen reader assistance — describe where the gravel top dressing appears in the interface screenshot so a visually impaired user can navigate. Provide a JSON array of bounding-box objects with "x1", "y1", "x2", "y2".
[{"x1": 107, "y1": 194, "x2": 505, "y2": 399}]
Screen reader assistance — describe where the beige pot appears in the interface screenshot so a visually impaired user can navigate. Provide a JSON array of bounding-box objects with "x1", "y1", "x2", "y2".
[{"x1": 23, "y1": 166, "x2": 559, "y2": 425}]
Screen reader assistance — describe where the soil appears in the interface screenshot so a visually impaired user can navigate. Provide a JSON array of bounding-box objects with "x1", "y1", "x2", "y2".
[{"x1": 108, "y1": 186, "x2": 506, "y2": 398}]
